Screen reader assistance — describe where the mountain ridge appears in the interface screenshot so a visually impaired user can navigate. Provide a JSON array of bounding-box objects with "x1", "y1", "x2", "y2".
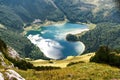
[{"x1": 0, "y1": 0, "x2": 119, "y2": 29}]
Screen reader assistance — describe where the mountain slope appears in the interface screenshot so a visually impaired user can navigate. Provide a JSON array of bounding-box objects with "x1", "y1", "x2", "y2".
[
  {"x1": 0, "y1": 5, "x2": 23, "y2": 31},
  {"x1": 17, "y1": 55, "x2": 120, "y2": 80},
  {"x1": 0, "y1": 38, "x2": 120, "y2": 80},
  {"x1": 54, "y1": 0, "x2": 119, "y2": 23},
  {"x1": 0, "y1": 0, "x2": 65, "y2": 25},
  {"x1": 0, "y1": 39, "x2": 25, "y2": 80},
  {"x1": 79, "y1": 22, "x2": 120, "y2": 53},
  {"x1": 0, "y1": 29, "x2": 46, "y2": 59},
  {"x1": 0, "y1": 0, "x2": 120, "y2": 59},
  {"x1": 0, "y1": 52, "x2": 25, "y2": 80},
  {"x1": 0, "y1": 0, "x2": 119, "y2": 29}
]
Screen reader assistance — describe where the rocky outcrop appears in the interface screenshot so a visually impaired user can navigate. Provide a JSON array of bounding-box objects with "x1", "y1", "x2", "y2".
[
  {"x1": 0, "y1": 70, "x2": 25, "y2": 80},
  {"x1": 0, "y1": 73, "x2": 4, "y2": 80},
  {"x1": 0, "y1": 52, "x2": 25, "y2": 80},
  {"x1": 8, "y1": 47, "x2": 21, "y2": 60},
  {"x1": 5, "y1": 70, "x2": 25, "y2": 80}
]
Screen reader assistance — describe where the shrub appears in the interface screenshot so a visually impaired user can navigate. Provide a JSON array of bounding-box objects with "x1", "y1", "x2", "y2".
[
  {"x1": 67, "y1": 61, "x2": 85, "y2": 67},
  {"x1": 66, "y1": 34, "x2": 78, "y2": 41},
  {"x1": 90, "y1": 46, "x2": 120, "y2": 68},
  {"x1": 34, "y1": 66, "x2": 61, "y2": 71},
  {"x1": 0, "y1": 39, "x2": 7, "y2": 53},
  {"x1": 90, "y1": 46, "x2": 110, "y2": 63},
  {"x1": 14, "y1": 60, "x2": 34, "y2": 70},
  {"x1": 109, "y1": 52, "x2": 120, "y2": 67}
]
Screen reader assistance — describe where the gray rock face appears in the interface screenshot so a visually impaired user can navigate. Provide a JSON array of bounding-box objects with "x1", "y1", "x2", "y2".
[
  {"x1": 5, "y1": 70, "x2": 25, "y2": 80},
  {"x1": 0, "y1": 70, "x2": 25, "y2": 80},
  {"x1": 0, "y1": 73, "x2": 4, "y2": 80},
  {"x1": 8, "y1": 47, "x2": 21, "y2": 60},
  {"x1": 0, "y1": 52, "x2": 25, "y2": 80}
]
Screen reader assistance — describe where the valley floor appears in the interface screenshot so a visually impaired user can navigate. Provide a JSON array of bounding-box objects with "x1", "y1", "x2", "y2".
[{"x1": 30, "y1": 53, "x2": 94, "y2": 68}]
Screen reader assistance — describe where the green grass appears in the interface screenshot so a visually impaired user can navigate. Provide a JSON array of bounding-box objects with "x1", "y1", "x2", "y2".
[
  {"x1": 16, "y1": 62, "x2": 120, "y2": 80},
  {"x1": 30, "y1": 53, "x2": 95, "y2": 68},
  {"x1": 1, "y1": 52, "x2": 120, "y2": 80},
  {"x1": 15, "y1": 53, "x2": 120, "y2": 80}
]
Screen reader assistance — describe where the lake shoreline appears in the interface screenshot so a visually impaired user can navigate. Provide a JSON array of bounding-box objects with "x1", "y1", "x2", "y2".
[
  {"x1": 22, "y1": 20, "x2": 96, "y2": 60},
  {"x1": 22, "y1": 19, "x2": 96, "y2": 35},
  {"x1": 27, "y1": 23, "x2": 88, "y2": 59},
  {"x1": 22, "y1": 19, "x2": 68, "y2": 35}
]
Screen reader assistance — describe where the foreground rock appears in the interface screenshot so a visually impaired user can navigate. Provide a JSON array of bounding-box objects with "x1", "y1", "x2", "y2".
[{"x1": 5, "y1": 70, "x2": 25, "y2": 80}]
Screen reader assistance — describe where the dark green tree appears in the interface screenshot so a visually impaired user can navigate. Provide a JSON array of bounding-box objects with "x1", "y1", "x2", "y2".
[{"x1": 66, "y1": 34, "x2": 78, "y2": 41}]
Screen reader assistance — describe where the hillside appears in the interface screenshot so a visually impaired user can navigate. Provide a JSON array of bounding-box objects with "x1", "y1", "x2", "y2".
[
  {"x1": 1, "y1": 50, "x2": 120, "y2": 80},
  {"x1": 17, "y1": 53, "x2": 120, "y2": 80},
  {"x1": 0, "y1": 51, "x2": 120, "y2": 80},
  {"x1": 79, "y1": 22, "x2": 120, "y2": 53},
  {"x1": 0, "y1": 0, "x2": 120, "y2": 80},
  {"x1": 0, "y1": 38, "x2": 26, "y2": 80},
  {"x1": 0, "y1": 0, "x2": 120, "y2": 59},
  {"x1": 0, "y1": 0, "x2": 119, "y2": 29},
  {"x1": 0, "y1": 38, "x2": 120, "y2": 80},
  {"x1": 0, "y1": 52, "x2": 26, "y2": 80},
  {"x1": 54, "y1": 0, "x2": 118, "y2": 23},
  {"x1": 0, "y1": 29, "x2": 46, "y2": 59},
  {"x1": 0, "y1": 0, "x2": 65, "y2": 29}
]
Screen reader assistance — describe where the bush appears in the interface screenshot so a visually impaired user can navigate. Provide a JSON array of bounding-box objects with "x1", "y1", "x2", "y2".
[
  {"x1": 66, "y1": 34, "x2": 78, "y2": 41},
  {"x1": 34, "y1": 66, "x2": 60, "y2": 71},
  {"x1": 90, "y1": 46, "x2": 120, "y2": 68},
  {"x1": 109, "y1": 52, "x2": 120, "y2": 67},
  {"x1": 90, "y1": 46, "x2": 110, "y2": 63},
  {"x1": 14, "y1": 60, "x2": 34, "y2": 70},
  {"x1": 0, "y1": 39, "x2": 7, "y2": 53},
  {"x1": 67, "y1": 61, "x2": 85, "y2": 67}
]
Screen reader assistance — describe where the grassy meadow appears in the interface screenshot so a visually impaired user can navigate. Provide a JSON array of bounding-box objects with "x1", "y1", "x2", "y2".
[
  {"x1": 30, "y1": 53, "x2": 94, "y2": 68},
  {"x1": 16, "y1": 62, "x2": 120, "y2": 80},
  {"x1": 16, "y1": 53, "x2": 120, "y2": 80}
]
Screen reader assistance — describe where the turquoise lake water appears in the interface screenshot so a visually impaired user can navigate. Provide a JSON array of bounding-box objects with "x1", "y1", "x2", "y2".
[{"x1": 27, "y1": 23, "x2": 88, "y2": 59}]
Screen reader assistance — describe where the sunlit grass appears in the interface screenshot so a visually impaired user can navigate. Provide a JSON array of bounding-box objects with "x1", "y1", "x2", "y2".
[
  {"x1": 30, "y1": 53, "x2": 95, "y2": 68},
  {"x1": 16, "y1": 53, "x2": 120, "y2": 80},
  {"x1": 16, "y1": 62, "x2": 120, "y2": 80}
]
